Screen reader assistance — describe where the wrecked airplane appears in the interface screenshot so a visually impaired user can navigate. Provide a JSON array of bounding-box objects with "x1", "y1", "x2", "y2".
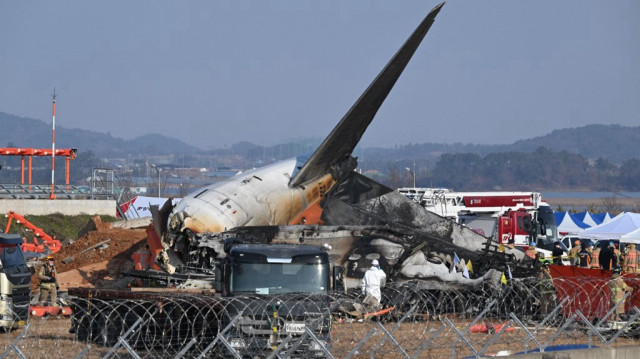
[{"x1": 151, "y1": 2, "x2": 530, "y2": 287}]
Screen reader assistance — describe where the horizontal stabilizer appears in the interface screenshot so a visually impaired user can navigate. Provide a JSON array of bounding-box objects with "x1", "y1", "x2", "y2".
[{"x1": 290, "y1": 2, "x2": 444, "y2": 187}]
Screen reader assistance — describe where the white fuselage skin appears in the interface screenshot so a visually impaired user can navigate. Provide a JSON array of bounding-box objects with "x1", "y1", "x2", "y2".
[{"x1": 168, "y1": 159, "x2": 335, "y2": 235}]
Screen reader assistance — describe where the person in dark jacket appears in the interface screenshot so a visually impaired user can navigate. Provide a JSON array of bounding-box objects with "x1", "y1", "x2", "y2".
[
  {"x1": 578, "y1": 245, "x2": 592, "y2": 268},
  {"x1": 599, "y1": 242, "x2": 617, "y2": 271},
  {"x1": 552, "y1": 242, "x2": 564, "y2": 265}
]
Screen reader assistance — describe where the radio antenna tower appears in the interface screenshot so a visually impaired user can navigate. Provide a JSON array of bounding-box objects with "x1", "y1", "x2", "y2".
[{"x1": 50, "y1": 88, "x2": 56, "y2": 199}]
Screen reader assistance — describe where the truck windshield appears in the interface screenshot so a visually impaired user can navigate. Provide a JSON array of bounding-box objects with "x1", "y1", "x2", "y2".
[
  {"x1": 230, "y1": 262, "x2": 329, "y2": 295},
  {"x1": 0, "y1": 245, "x2": 27, "y2": 268},
  {"x1": 536, "y1": 206, "x2": 558, "y2": 247}
]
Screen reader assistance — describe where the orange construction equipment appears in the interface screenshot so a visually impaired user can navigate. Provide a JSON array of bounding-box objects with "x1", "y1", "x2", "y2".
[
  {"x1": 4, "y1": 211, "x2": 62, "y2": 253},
  {"x1": 30, "y1": 305, "x2": 72, "y2": 317}
]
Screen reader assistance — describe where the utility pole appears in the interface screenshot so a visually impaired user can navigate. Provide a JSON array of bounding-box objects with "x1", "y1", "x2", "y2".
[
  {"x1": 404, "y1": 167, "x2": 415, "y2": 188},
  {"x1": 50, "y1": 89, "x2": 56, "y2": 199},
  {"x1": 151, "y1": 164, "x2": 161, "y2": 198}
]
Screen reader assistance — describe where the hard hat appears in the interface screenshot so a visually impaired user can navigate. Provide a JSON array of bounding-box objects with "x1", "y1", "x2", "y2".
[
  {"x1": 371, "y1": 259, "x2": 379, "y2": 266},
  {"x1": 45, "y1": 255, "x2": 54, "y2": 261},
  {"x1": 531, "y1": 242, "x2": 537, "y2": 247}
]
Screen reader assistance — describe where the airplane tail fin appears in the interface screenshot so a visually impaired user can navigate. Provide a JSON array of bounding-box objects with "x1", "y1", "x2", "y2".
[{"x1": 289, "y1": 2, "x2": 445, "y2": 187}]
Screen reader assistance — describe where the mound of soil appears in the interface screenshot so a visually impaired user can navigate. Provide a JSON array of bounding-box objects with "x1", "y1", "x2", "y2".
[{"x1": 32, "y1": 225, "x2": 148, "y2": 291}]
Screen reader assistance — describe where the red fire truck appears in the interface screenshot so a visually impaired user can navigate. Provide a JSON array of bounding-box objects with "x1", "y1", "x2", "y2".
[{"x1": 397, "y1": 188, "x2": 558, "y2": 250}]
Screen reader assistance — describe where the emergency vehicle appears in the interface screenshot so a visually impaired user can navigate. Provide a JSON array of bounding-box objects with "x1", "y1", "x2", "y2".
[{"x1": 397, "y1": 188, "x2": 558, "y2": 250}]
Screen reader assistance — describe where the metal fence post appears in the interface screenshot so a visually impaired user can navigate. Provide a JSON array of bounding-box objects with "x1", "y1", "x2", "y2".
[
  {"x1": 449, "y1": 299, "x2": 497, "y2": 359},
  {"x1": 510, "y1": 312, "x2": 543, "y2": 354},
  {"x1": 477, "y1": 319, "x2": 513, "y2": 356},
  {"x1": 0, "y1": 321, "x2": 31, "y2": 359},
  {"x1": 74, "y1": 344, "x2": 92, "y2": 359},
  {"x1": 376, "y1": 321, "x2": 411, "y2": 359},
  {"x1": 344, "y1": 328, "x2": 378, "y2": 359},
  {"x1": 173, "y1": 338, "x2": 197, "y2": 359},
  {"x1": 411, "y1": 323, "x2": 446, "y2": 359},
  {"x1": 541, "y1": 314, "x2": 577, "y2": 350},
  {"x1": 605, "y1": 306, "x2": 640, "y2": 347},
  {"x1": 102, "y1": 317, "x2": 143, "y2": 359},
  {"x1": 574, "y1": 310, "x2": 608, "y2": 348},
  {"x1": 369, "y1": 303, "x2": 418, "y2": 358},
  {"x1": 444, "y1": 318, "x2": 478, "y2": 358},
  {"x1": 595, "y1": 291, "x2": 631, "y2": 327},
  {"x1": 195, "y1": 314, "x2": 241, "y2": 359},
  {"x1": 524, "y1": 297, "x2": 569, "y2": 353}
]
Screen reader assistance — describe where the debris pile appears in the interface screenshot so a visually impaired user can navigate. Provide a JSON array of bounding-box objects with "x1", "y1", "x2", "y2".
[{"x1": 31, "y1": 223, "x2": 147, "y2": 291}]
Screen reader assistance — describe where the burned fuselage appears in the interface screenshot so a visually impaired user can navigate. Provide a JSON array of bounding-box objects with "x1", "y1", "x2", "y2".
[{"x1": 154, "y1": 3, "x2": 446, "y2": 273}]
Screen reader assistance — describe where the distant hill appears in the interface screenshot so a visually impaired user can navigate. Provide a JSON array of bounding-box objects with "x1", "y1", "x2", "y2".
[
  {"x1": 1, "y1": 111, "x2": 639, "y2": 163},
  {"x1": 360, "y1": 124, "x2": 640, "y2": 164},
  {"x1": 503, "y1": 125, "x2": 640, "y2": 163},
  {"x1": 0, "y1": 112, "x2": 200, "y2": 156}
]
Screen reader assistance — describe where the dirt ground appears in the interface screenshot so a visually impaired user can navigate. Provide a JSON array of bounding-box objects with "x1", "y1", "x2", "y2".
[{"x1": 32, "y1": 217, "x2": 147, "y2": 292}]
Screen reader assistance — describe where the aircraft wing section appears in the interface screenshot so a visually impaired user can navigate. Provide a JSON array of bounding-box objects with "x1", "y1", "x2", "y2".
[{"x1": 289, "y1": 2, "x2": 444, "y2": 188}]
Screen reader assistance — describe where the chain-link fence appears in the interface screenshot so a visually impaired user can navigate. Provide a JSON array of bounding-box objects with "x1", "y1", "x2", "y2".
[{"x1": 2, "y1": 276, "x2": 640, "y2": 358}]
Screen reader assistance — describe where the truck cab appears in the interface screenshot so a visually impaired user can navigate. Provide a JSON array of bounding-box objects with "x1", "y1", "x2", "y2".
[
  {"x1": 221, "y1": 242, "x2": 339, "y2": 357},
  {"x1": 226, "y1": 244, "x2": 331, "y2": 296},
  {"x1": 0, "y1": 234, "x2": 32, "y2": 329}
]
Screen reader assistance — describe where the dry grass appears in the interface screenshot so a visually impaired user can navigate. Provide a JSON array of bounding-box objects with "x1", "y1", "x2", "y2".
[{"x1": 1, "y1": 316, "x2": 638, "y2": 359}]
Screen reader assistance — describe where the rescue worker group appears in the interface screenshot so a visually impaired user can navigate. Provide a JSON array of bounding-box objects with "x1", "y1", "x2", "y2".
[
  {"x1": 545, "y1": 239, "x2": 635, "y2": 321},
  {"x1": 550, "y1": 239, "x2": 638, "y2": 272}
]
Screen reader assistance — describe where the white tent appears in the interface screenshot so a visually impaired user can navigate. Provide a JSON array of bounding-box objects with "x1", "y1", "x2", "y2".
[
  {"x1": 555, "y1": 211, "x2": 590, "y2": 235},
  {"x1": 621, "y1": 227, "x2": 640, "y2": 244},
  {"x1": 579, "y1": 212, "x2": 640, "y2": 240},
  {"x1": 573, "y1": 211, "x2": 599, "y2": 227}
]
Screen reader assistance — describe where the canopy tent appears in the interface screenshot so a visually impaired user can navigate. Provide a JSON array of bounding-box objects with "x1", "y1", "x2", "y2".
[
  {"x1": 621, "y1": 227, "x2": 640, "y2": 244},
  {"x1": 579, "y1": 212, "x2": 640, "y2": 240},
  {"x1": 555, "y1": 211, "x2": 590, "y2": 235},
  {"x1": 591, "y1": 212, "x2": 615, "y2": 225},
  {"x1": 573, "y1": 211, "x2": 600, "y2": 227}
]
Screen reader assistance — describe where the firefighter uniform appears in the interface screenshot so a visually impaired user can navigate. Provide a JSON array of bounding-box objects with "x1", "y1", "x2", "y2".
[
  {"x1": 591, "y1": 247, "x2": 601, "y2": 269},
  {"x1": 568, "y1": 240, "x2": 581, "y2": 266},
  {"x1": 623, "y1": 244, "x2": 638, "y2": 274},
  {"x1": 38, "y1": 256, "x2": 58, "y2": 307},
  {"x1": 610, "y1": 269, "x2": 631, "y2": 321},
  {"x1": 538, "y1": 264, "x2": 555, "y2": 316}
]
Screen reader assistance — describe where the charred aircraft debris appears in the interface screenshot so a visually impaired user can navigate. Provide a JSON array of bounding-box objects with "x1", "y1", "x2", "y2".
[
  {"x1": 69, "y1": 3, "x2": 552, "y2": 354},
  {"x1": 146, "y1": 1, "x2": 535, "y2": 292}
]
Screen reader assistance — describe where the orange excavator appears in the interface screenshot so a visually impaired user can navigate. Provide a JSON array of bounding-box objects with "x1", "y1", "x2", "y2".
[{"x1": 4, "y1": 211, "x2": 62, "y2": 254}]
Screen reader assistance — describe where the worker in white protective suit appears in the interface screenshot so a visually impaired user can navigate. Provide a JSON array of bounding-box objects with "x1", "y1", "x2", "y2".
[{"x1": 361, "y1": 259, "x2": 387, "y2": 311}]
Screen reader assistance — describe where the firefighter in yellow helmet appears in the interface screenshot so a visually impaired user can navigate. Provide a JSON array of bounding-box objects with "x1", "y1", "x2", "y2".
[
  {"x1": 38, "y1": 256, "x2": 59, "y2": 307},
  {"x1": 609, "y1": 267, "x2": 631, "y2": 321}
]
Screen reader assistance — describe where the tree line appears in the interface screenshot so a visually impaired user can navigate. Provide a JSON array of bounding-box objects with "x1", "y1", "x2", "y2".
[{"x1": 381, "y1": 147, "x2": 640, "y2": 192}]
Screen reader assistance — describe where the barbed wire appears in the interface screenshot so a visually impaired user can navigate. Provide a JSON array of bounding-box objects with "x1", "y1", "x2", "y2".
[{"x1": 1, "y1": 276, "x2": 639, "y2": 358}]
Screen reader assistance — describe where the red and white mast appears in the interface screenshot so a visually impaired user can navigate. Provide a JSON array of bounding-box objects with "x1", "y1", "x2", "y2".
[{"x1": 50, "y1": 89, "x2": 56, "y2": 199}]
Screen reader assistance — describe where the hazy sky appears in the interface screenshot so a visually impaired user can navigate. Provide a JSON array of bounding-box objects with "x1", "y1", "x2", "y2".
[{"x1": 1, "y1": 1, "x2": 638, "y2": 150}]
